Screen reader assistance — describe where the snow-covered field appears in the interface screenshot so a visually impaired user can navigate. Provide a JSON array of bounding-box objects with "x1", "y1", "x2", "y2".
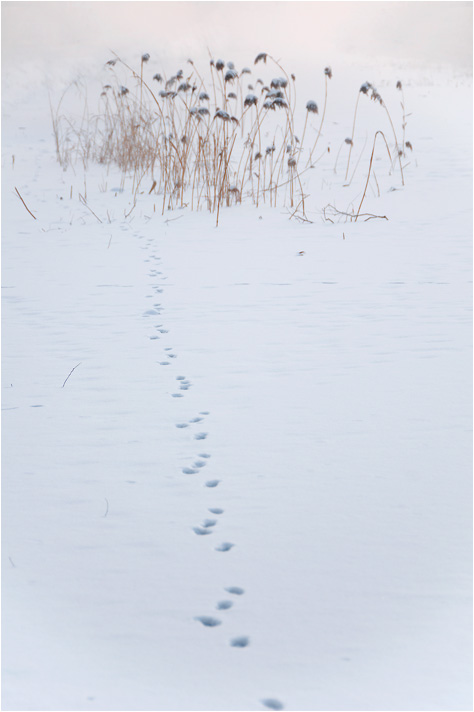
[{"x1": 2, "y1": 48, "x2": 472, "y2": 712}]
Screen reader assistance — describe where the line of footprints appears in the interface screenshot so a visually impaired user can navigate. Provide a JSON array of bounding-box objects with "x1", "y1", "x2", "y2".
[{"x1": 144, "y1": 247, "x2": 284, "y2": 712}]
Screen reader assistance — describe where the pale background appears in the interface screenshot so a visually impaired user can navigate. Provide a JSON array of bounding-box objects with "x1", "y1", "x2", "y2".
[{"x1": 2, "y1": 1, "x2": 473, "y2": 78}]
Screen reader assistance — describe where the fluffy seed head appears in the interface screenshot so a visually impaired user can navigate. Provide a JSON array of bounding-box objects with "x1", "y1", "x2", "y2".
[
  {"x1": 306, "y1": 100, "x2": 318, "y2": 113},
  {"x1": 224, "y1": 69, "x2": 238, "y2": 83}
]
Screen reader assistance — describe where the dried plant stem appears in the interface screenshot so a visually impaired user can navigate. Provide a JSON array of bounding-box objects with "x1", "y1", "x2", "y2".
[
  {"x1": 308, "y1": 74, "x2": 328, "y2": 166},
  {"x1": 345, "y1": 91, "x2": 360, "y2": 181},
  {"x1": 14, "y1": 188, "x2": 36, "y2": 220},
  {"x1": 355, "y1": 130, "x2": 392, "y2": 220}
]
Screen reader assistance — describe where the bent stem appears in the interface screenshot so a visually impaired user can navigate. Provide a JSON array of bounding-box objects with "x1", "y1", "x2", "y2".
[
  {"x1": 355, "y1": 130, "x2": 392, "y2": 221},
  {"x1": 345, "y1": 91, "x2": 360, "y2": 181}
]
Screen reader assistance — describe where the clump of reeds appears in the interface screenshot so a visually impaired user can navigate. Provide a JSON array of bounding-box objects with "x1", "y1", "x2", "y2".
[{"x1": 52, "y1": 52, "x2": 412, "y2": 225}]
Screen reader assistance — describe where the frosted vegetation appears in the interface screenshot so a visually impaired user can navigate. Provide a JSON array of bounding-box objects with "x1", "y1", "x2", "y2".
[{"x1": 51, "y1": 52, "x2": 412, "y2": 225}]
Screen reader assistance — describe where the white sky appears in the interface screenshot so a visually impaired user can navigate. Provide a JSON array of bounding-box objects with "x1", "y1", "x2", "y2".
[{"x1": 2, "y1": 1, "x2": 473, "y2": 74}]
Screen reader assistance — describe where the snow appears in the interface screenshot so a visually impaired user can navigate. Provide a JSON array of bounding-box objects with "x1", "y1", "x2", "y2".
[{"x1": 2, "y1": 51, "x2": 472, "y2": 712}]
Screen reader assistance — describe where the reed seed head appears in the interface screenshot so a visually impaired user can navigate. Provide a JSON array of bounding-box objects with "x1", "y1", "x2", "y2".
[
  {"x1": 324, "y1": 66, "x2": 332, "y2": 79},
  {"x1": 199, "y1": 92, "x2": 210, "y2": 101},
  {"x1": 224, "y1": 69, "x2": 238, "y2": 83},
  {"x1": 215, "y1": 59, "x2": 225, "y2": 71},
  {"x1": 344, "y1": 138, "x2": 353, "y2": 145},
  {"x1": 396, "y1": 80, "x2": 402, "y2": 90},
  {"x1": 141, "y1": 53, "x2": 150, "y2": 63},
  {"x1": 360, "y1": 82, "x2": 371, "y2": 94},
  {"x1": 215, "y1": 109, "x2": 231, "y2": 121},
  {"x1": 405, "y1": 141, "x2": 413, "y2": 151},
  {"x1": 306, "y1": 100, "x2": 318, "y2": 114},
  {"x1": 244, "y1": 94, "x2": 258, "y2": 107},
  {"x1": 153, "y1": 73, "x2": 163, "y2": 82},
  {"x1": 271, "y1": 77, "x2": 288, "y2": 89},
  {"x1": 272, "y1": 97, "x2": 288, "y2": 109},
  {"x1": 255, "y1": 53, "x2": 268, "y2": 65}
]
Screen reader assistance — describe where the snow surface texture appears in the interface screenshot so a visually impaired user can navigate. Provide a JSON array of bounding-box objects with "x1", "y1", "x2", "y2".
[{"x1": 2, "y1": 61, "x2": 472, "y2": 711}]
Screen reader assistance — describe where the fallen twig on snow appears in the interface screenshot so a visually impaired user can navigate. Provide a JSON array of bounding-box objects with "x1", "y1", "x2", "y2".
[
  {"x1": 323, "y1": 204, "x2": 388, "y2": 223},
  {"x1": 14, "y1": 187, "x2": 36, "y2": 220},
  {"x1": 61, "y1": 362, "x2": 82, "y2": 388}
]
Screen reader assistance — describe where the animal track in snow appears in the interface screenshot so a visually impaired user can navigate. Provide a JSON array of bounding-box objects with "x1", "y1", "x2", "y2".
[
  {"x1": 182, "y1": 467, "x2": 197, "y2": 474},
  {"x1": 225, "y1": 586, "x2": 244, "y2": 595},
  {"x1": 230, "y1": 636, "x2": 249, "y2": 647},
  {"x1": 202, "y1": 519, "x2": 217, "y2": 528},
  {"x1": 193, "y1": 460, "x2": 206, "y2": 468},
  {"x1": 199, "y1": 453, "x2": 211, "y2": 458},
  {"x1": 189, "y1": 417, "x2": 203, "y2": 423},
  {"x1": 176, "y1": 423, "x2": 189, "y2": 428},
  {"x1": 200, "y1": 411, "x2": 210, "y2": 415},
  {"x1": 194, "y1": 432, "x2": 207, "y2": 440},
  {"x1": 193, "y1": 527, "x2": 213, "y2": 536},
  {"x1": 159, "y1": 362, "x2": 171, "y2": 366},
  {"x1": 195, "y1": 616, "x2": 221, "y2": 627},
  {"x1": 205, "y1": 480, "x2": 220, "y2": 488},
  {"x1": 216, "y1": 600, "x2": 233, "y2": 610},
  {"x1": 176, "y1": 375, "x2": 186, "y2": 381},
  {"x1": 171, "y1": 393, "x2": 184, "y2": 398},
  {"x1": 209, "y1": 507, "x2": 224, "y2": 514},
  {"x1": 215, "y1": 542, "x2": 234, "y2": 552},
  {"x1": 261, "y1": 699, "x2": 284, "y2": 710}
]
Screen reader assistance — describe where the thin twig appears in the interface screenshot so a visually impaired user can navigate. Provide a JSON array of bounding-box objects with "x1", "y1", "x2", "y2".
[
  {"x1": 79, "y1": 193, "x2": 102, "y2": 223},
  {"x1": 62, "y1": 362, "x2": 81, "y2": 388},
  {"x1": 103, "y1": 498, "x2": 109, "y2": 518},
  {"x1": 323, "y1": 203, "x2": 388, "y2": 222},
  {"x1": 14, "y1": 188, "x2": 36, "y2": 220}
]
